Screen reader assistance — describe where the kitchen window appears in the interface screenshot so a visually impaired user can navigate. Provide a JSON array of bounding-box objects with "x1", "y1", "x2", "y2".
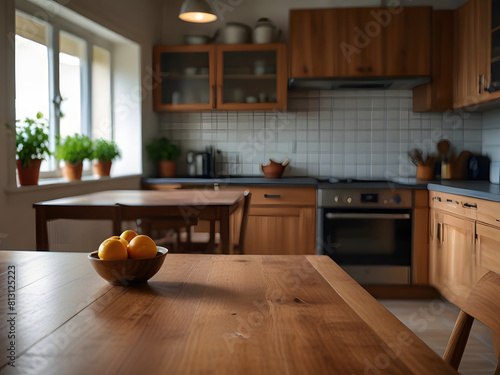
[{"x1": 14, "y1": 5, "x2": 137, "y2": 179}]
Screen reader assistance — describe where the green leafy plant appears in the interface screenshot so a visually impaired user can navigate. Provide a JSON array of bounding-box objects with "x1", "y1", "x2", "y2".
[
  {"x1": 92, "y1": 138, "x2": 121, "y2": 162},
  {"x1": 54, "y1": 133, "x2": 93, "y2": 165},
  {"x1": 14, "y1": 112, "x2": 51, "y2": 168},
  {"x1": 146, "y1": 137, "x2": 181, "y2": 161}
]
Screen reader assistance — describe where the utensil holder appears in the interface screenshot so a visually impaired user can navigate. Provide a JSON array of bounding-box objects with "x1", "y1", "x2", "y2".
[{"x1": 416, "y1": 165, "x2": 434, "y2": 180}]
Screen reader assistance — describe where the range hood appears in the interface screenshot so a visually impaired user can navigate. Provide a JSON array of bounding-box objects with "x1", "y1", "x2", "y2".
[{"x1": 288, "y1": 77, "x2": 431, "y2": 90}]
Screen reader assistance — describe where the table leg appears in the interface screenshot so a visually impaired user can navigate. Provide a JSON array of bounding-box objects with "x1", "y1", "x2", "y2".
[
  {"x1": 219, "y1": 207, "x2": 231, "y2": 255},
  {"x1": 35, "y1": 207, "x2": 49, "y2": 251}
]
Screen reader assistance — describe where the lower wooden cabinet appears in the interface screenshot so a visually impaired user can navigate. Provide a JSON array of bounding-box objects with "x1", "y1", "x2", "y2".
[
  {"x1": 211, "y1": 185, "x2": 316, "y2": 255},
  {"x1": 244, "y1": 206, "x2": 316, "y2": 255},
  {"x1": 430, "y1": 210, "x2": 476, "y2": 307},
  {"x1": 241, "y1": 186, "x2": 316, "y2": 255},
  {"x1": 429, "y1": 191, "x2": 499, "y2": 308}
]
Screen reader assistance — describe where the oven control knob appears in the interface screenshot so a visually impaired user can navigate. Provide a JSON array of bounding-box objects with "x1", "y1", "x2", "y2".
[
  {"x1": 334, "y1": 195, "x2": 340, "y2": 203},
  {"x1": 346, "y1": 197, "x2": 352, "y2": 204},
  {"x1": 392, "y1": 195, "x2": 402, "y2": 204}
]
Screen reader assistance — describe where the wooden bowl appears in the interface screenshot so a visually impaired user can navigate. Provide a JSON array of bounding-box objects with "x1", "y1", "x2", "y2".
[{"x1": 88, "y1": 247, "x2": 168, "y2": 285}]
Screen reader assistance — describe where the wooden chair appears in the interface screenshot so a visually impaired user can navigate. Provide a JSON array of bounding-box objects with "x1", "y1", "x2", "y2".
[
  {"x1": 178, "y1": 191, "x2": 252, "y2": 254},
  {"x1": 443, "y1": 271, "x2": 500, "y2": 373},
  {"x1": 114, "y1": 204, "x2": 198, "y2": 252}
]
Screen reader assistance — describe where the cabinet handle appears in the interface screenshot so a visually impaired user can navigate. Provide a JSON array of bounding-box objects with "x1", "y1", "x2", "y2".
[
  {"x1": 463, "y1": 202, "x2": 477, "y2": 209},
  {"x1": 212, "y1": 86, "x2": 216, "y2": 109},
  {"x1": 479, "y1": 74, "x2": 484, "y2": 94},
  {"x1": 264, "y1": 194, "x2": 281, "y2": 199},
  {"x1": 436, "y1": 222, "x2": 441, "y2": 244}
]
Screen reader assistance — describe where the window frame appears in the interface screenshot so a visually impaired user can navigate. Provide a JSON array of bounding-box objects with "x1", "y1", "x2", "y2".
[{"x1": 15, "y1": 2, "x2": 114, "y2": 178}]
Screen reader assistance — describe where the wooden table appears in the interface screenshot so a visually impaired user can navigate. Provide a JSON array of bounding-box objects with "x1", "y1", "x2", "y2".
[
  {"x1": 33, "y1": 189, "x2": 245, "y2": 252},
  {"x1": 0, "y1": 251, "x2": 458, "y2": 375}
]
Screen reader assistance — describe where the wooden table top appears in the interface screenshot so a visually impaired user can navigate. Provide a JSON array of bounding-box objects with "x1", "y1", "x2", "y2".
[
  {"x1": 0, "y1": 251, "x2": 457, "y2": 375},
  {"x1": 33, "y1": 189, "x2": 245, "y2": 207}
]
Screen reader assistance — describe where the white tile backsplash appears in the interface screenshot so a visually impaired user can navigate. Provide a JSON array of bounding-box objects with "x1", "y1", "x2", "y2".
[{"x1": 160, "y1": 90, "x2": 484, "y2": 178}]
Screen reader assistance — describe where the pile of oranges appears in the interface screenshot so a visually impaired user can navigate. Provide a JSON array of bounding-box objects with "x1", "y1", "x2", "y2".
[{"x1": 98, "y1": 230, "x2": 157, "y2": 260}]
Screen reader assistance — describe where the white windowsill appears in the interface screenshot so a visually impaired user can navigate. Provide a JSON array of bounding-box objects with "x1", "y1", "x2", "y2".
[{"x1": 5, "y1": 173, "x2": 143, "y2": 194}]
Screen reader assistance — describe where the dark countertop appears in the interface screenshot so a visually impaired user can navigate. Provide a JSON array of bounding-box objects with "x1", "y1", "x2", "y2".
[
  {"x1": 142, "y1": 176, "x2": 319, "y2": 187},
  {"x1": 427, "y1": 180, "x2": 500, "y2": 202},
  {"x1": 142, "y1": 177, "x2": 500, "y2": 202}
]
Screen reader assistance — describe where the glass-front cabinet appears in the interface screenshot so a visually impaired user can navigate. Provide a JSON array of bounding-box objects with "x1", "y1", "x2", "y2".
[
  {"x1": 153, "y1": 45, "x2": 216, "y2": 111},
  {"x1": 153, "y1": 44, "x2": 287, "y2": 111}
]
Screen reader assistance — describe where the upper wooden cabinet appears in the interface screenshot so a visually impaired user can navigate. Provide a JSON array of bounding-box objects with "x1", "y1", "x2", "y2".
[
  {"x1": 289, "y1": 7, "x2": 431, "y2": 79},
  {"x1": 153, "y1": 44, "x2": 287, "y2": 112},
  {"x1": 413, "y1": 11, "x2": 455, "y2": 112},
  {"x1": 454, "y1": 0, "x2": 500, "y2": 108}
]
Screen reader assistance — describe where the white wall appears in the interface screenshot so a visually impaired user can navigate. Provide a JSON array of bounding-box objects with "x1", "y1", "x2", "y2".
[{"x1": 0, "y1": 0, "x2": 163, "y2": 250}]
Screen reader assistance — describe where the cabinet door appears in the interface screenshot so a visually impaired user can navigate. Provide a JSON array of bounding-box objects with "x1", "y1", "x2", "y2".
[
  {"x1": 216, "y1": 44, "x2": 287, "y2": 110},
  {"x1": 244, "y1": 206, "x2": 316, "y2": 255},
  {"x1": 476, "y1": 222, "x2": 500, "y2": 275},
  {"x1": 153, "y1": 45, "x2": 216, "y2": 111},
  {"x1": 384, "y1": 7, "x2": 431, "y2": 76},
  {"x1": 336, "y1": 8, "x2": 384, "y2": 77},
  {"x1": 453, "y1": 0, "x2": 490, "y2": 108},
  {"x1": 289, "y1": 9, "x2": 340, "y2": 78},
  {"x1": 441, "y1": 212, "x2": 476, "y2": 307}
]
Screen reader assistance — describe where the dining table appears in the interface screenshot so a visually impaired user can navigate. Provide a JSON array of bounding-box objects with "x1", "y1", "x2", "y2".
[
  {"x1": 33, "y1": 189, "x2": 246, "y2": 253},
  {"x1": 0, "y1": 250, "x2": 458, "y2": 375}
]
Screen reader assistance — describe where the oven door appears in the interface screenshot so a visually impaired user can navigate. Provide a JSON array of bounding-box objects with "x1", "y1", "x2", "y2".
[{"x1": 322, "y1": 208, "x2": 412, "y2": 266}]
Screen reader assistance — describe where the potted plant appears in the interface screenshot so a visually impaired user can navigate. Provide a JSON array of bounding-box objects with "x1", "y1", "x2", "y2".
[
  {"x1": 54, "y1": 133, "x2": 93, "y2": 181},
  {"x1": 92, "y1": 138, "x2": 121, "y2": 177},
  {"x1": 12, "y1": 112, "x2": 51, "y2": 186},
  {"x1": 146, "y1": 137, "x2": 181, "y2": 177}
]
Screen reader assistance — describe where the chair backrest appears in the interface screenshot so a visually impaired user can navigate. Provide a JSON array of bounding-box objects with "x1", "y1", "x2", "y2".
[
  {"x1": 115, "y1": 204, "x2": 198, "y2": 235},
  {"x1": 443, "y1": 271, "x2": 500, "y2": 371},
  {"x1": 236, "y1": 191, "x2": 252, "y2": 253}
]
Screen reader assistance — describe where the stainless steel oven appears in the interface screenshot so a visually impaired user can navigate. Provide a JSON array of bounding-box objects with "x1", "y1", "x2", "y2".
[{"x1": 317, "y1": 185, "x2": 413, "y2": 285}]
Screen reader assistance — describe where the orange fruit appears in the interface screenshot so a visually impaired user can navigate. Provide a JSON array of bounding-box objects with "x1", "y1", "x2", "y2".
[
  {"x1": 109, "y1": 235, "x2": 128, "y2": 248},
  {"x1": 120, "y1": 230, "x2": 138, "y2": 244},
  {"x1": 98, "y1": 238, "x2": 128, "y2": 260},
  {"x1": 127, "y1": 235, "x2": 157, "y2": 259}
]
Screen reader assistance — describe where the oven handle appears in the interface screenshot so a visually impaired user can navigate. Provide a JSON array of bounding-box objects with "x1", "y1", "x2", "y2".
[{"x1": 325, "y1": 213, "x2": 411, "y2": 220}]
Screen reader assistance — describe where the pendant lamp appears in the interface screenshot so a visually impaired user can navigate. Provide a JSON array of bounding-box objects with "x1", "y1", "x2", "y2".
[{"x1": 179, "y1": 0, "x2": 217, "y2": 23}]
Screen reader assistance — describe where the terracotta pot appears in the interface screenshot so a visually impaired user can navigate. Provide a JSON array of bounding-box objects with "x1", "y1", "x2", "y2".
[
  {"x1": 16, "y1": 159, "x2": 42, "y2": 186},
  {"x1": 63, "y1": 162, "x2": 83, "y2": 181},
  {"x1": 93, "y1": 161, "x2": 112, "y2": 177},
  {"x1": 158, "y1": 160, "x2": 176, "y2": 178}
]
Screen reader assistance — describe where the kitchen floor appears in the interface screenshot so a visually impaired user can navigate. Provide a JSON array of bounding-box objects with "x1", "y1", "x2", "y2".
[{"x1": 380, "y1": 299, "x2": 498, "y2": 375}]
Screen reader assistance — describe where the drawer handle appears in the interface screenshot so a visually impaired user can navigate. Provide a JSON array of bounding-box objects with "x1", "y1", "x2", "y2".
[
  {"x1": 463, "y1": 203, "x2": 477, "y2": 209},
  {"x1": 264, "y1": 194, "x2": 281, "y2": 199}
]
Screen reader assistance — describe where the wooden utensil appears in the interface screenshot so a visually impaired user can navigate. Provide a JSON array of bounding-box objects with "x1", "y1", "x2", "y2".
[{"x1": 437, "y1": 139, "x2": 451, "y2": 161}]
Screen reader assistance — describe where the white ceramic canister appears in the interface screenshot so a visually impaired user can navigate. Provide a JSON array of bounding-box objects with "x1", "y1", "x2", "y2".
[
  {"x1": 253, "y1": 18, "x2": 276, "y2": 44},
  {"x1": 222, "y1": 23, "x2": 250, "y2": 44}
]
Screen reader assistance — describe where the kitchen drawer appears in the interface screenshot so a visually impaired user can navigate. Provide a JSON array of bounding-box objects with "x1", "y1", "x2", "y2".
[
  {"x1": 248, "y1": 187, "x2": 316, "y2": 206},
  {"x1": 476, "y1": 222, "x2": 500, "y2": 275},
  {"x1": 429, "y1": 191, "x2": 478, "y2": 220},
  {"x1": 476, "y1": 199, "x2": 500, "y2": 227}
]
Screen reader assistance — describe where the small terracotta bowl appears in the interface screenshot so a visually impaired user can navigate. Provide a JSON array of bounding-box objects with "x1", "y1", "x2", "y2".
[
  {"x1": 261, "y1": 159, "x2": 288, "y2": 179},
  {"x1": 88, "y1": 246, "x2": 168, "y2": 285}
]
